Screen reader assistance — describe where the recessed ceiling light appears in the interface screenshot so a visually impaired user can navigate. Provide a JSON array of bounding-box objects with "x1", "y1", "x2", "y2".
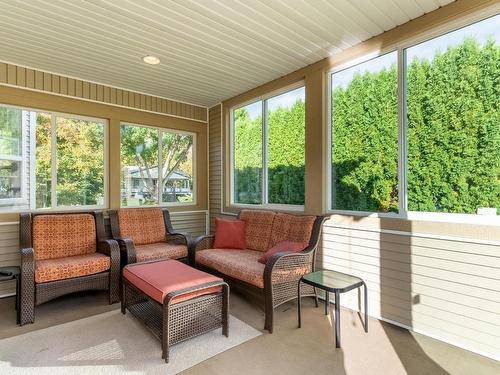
[{"x1": 142, "y1": 55, "x2": 160, "y2": 65}]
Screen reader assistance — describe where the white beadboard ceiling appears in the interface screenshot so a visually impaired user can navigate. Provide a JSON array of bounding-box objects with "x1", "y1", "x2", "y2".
[{"x1": 0, "y1": 0, "x2": 455, "y2": 107}]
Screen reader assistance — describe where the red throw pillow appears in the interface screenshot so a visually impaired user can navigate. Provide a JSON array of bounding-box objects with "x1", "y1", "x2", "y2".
[
  {"x1": 258, "y1": 241, "x2": 308, "y2": 264},
  {"x1": 213, "y1": 218, "x2": 246, "y2": 249}
]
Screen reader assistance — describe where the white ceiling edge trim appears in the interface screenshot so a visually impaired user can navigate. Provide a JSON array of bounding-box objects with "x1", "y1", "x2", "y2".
[
  {"x1": 0, "y1": 82, "x2": 208, "y2": 124},
  {"x1": 0, "y1": 58, "x2": 209, "y2": 110}
]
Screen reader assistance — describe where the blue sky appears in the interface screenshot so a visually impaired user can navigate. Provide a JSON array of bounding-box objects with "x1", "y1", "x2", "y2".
[
  {"x1": 243, "y1": 86, "x2": 305, "y2": 120},
  {"x1": 333, "y1": 13, "x2": 499, "y2": 88}
]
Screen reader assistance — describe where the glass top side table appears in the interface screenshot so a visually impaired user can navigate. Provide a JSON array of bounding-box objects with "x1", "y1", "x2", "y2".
[{"x1": 298, "y1": 269, "x2": 368, "y2": 348}]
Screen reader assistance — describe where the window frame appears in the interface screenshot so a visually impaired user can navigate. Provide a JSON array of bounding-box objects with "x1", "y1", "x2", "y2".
[
  {"x1": 326, "y1": 11, "x2": 500, "y2": 225},
  {"x1": 229, "y1": 81, "x2": 306, "y2": 211},
  {"x1": 0, "y1": 105, "x2": 30, "y2": 206},
  {"x1": 0, "y1": 103, "x2": 109, "y2": 212},
  {"x1": 119, "y1": 121, "x2": 197, "y2": 208}
]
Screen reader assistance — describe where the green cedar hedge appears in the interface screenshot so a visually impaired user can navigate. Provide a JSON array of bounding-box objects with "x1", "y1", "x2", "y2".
[{"x1": 234, "y1": 38, "x2": 499, "y2": 213}]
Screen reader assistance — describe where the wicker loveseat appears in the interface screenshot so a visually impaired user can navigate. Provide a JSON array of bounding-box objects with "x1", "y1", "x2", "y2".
[
  {"x1": 19, "y1": 211, "x2": 120, "y2": 325},
  {"x1": 109, "y1": 208, "x2": 192, "y2": 266},
  {"x1": 191, "y1": 209, "x2": 327, "y2": 333}
]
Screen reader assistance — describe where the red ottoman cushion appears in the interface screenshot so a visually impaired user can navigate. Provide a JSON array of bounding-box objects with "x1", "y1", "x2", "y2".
[{"x1": 123, "y1": 260, "x2": 222, "y2": 304}]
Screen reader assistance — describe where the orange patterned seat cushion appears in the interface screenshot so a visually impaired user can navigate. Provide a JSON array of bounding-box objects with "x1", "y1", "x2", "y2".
[
  {"x1": 197, "y1": 249, "x2": 265, "y2": 288},
  {"x1": 32, "y1": 214, "x2": 97, "y2": 260},
  {"x1": 269, "y1": 213, "x2": 316, "y2": 248},
  {"x1": 117, "y1": 208, "x2": 166, "y2": 245},
  {"x1": 196, "y1": 248, "x2": 310, "y2": 288},
  {"x1": 35, "y1": 253, "x2": 110, "y2": 283},
  {"x1": 135, "y1": 242, "x2": 188, "y2": 262},
  {"x1": 239, "y1": 210, "x2": 276, "y2": 252}
]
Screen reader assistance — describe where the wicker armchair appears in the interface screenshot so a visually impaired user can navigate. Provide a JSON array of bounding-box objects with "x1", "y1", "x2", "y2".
[
  {"x1": 109, "y1": 208, "x2": 192, "y2": 266},
  {"x1": 19, "y1": 211, "x2": 120, "y2": 325},
  {"x1": 191, "y1": 210, "x2": 328, "y2": 333}
]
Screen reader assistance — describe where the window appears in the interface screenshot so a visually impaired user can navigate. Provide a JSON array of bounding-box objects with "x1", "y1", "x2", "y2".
[
  {"x1": 55, "y1": 116, "x2": 105, "y2": 207},
  {"x1": 232, "y1": 86, "x2": 305, "y2": 207},
  {"x1": 120, "y1": 123, "x2": 194, "y2": 206},
  {"x1": 0, "y1": 104, "x2": 107, "y2": 211},
  {"x1": 330, "y1": 52, "x2": 398, "y2": 213},
  {"x1": 329, "y1": 14, "x2": 499, "y2": 219},
  {"x1": 0, "y1": 107, "x2": 25, "y2": 203},
  {"x1": 406, "y1": 15, "x2": 499, "y2": 215}
]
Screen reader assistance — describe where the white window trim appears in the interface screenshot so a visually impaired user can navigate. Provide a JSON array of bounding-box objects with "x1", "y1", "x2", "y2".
[
  {"x1": 326, "y1": 11, "x2": 500, "y2": 225},
  {"x1": 120, "y1": 122, "x2": 197, "y2": 208},
  {"x1": 0, "y1": 103, "x2": 109, "y2": 212},
  {"x1": 229, "y1": 82, "x2": 306, "y2": 210},
  {"x1": 0, "y1": 108, "x2": 29, "y2": 205}
]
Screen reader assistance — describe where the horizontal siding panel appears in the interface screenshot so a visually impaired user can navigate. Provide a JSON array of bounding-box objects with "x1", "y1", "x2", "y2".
[
  {"x1": 323, "y1": 235, "x2": 500, "y2": 268},
  {"x1": 323, "y1": 266, "x2": 500, "y2": 317},
  {"x1": 322, "y1": 256, "x2": 500, "y2": 293},
  {"x1": 321, "y1": 260, "x2": 500, "y2": 304},
  {"x1": 0, "y1": 63, "x2": 207, "y2": 122},
  {"x1": 323, "y1": 225, "x2": 500, "y2": 256},
  {"x1": 0, "y1": 280, "x2": 15, "y2": 293},
  {"x1": 323, "y1": 241, "x2": 500, "y2": 278}
]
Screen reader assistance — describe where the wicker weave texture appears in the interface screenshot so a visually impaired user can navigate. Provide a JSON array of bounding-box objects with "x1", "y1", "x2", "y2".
[{"x1": 122, "y1": 277, "x2": 229, "y2": 363}]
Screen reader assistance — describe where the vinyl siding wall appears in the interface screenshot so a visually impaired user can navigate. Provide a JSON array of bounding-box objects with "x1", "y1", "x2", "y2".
[
  {"x1": 208, "y1": 104, "x2": 223, "y2": 233},
  {"x1": 0, "y1": 62, "x2": 207, "y2": 122}
]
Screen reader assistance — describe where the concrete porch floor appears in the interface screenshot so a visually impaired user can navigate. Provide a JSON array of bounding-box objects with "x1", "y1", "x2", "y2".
[{"x1": 0, "y1": 291, "x2": 498, "y2": 375}]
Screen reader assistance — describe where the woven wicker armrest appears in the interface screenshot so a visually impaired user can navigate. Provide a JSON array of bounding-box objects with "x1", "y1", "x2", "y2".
[
  {"x1": 166, "y1": 231, "x2": 193, "y2": 247},
  {"x1": 97, "y1": 239, "x2": 120, "y2": 262},
  {"x1": 97, "y1": 239, "x2": 120, "y2": 303},
  {"x1": 114, "y1": 237, "x2": 137, "y2": 265},
  {"x1": 263, "y1": 250, "x2": 314, "y2": 287},
  {"x1": 21, "y1": 247, "x2": 35, "y2": 276},
  {"x1": 20, "y1": 247, "x2": 35, "y2": 324},
  {"x1": 191, "y1": 235, "x2": 214, "y2": 252},
  {"x1": 189, "y1": 235, "x2": 214, "y2": 265}
]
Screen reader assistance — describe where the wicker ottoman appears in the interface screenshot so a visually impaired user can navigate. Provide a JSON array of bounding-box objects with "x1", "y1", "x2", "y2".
[{"x1": 121, "y1": 259, "x2": 229, "y2": 362}]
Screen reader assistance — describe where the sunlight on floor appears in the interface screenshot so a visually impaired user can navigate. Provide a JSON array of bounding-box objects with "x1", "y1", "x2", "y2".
[{"x1": 58, "y1": 339, "x2": 125, "y2": 361}]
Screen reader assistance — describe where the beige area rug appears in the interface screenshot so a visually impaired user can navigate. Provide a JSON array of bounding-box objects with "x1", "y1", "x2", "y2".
[{"x1": 0, "y1": 310, "x2": 261, "y2": 375}]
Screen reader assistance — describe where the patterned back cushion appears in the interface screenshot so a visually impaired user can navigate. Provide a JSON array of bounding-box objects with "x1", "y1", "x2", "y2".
[
  {"x1": 117, "y1": 208, "x2": 166, "y2": 246},
  {"x1": 239, "y1": 210, "x2": 276, "y2": 252},
  {"x1": 32, "y1": 214, "x2": 97, "y2": 260},
  {"x1": 269, "y1": 213, "x2": 316, "y2": 248}
]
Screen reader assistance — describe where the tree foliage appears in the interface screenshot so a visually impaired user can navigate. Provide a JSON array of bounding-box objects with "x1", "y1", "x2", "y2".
[
  {"x1": 235, "y1": 37, "x2": 499, "y2": 214},
  {"x1": 234, "y1": 100, "x2": 305, "y2": 205},
  {"x1": 120, "y1": 124, "x2": 193, "y2": 204},
  {"x1": 407, "y1": 38, "x2": 499, "y2": 213},
  {"x1": 33, "y1": 116, "x2": 106, "y2": 207},
  {"x1": 332, "y1": 63, "x2": 398, "y2": 212}
]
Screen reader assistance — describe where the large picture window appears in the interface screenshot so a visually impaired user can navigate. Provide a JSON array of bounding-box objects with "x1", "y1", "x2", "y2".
[
  {"x1": 0, "y1": 105, "x2": 106, "y2": 211},
  {"x1": 120, "y1": 123, "x2": 194, "y2": 206},
  {"x1": 329, "y1": 14, "x2": 499, "y2": 219},
  {"x1": 232, "y1": 86, "x2": 305, "y2": 207},
  {"x1": 406, "y1": 15, "x2": 499, "y2": 215},
  {"x1": 331, "y1": 52, "x2": 398, "y2": 213}
]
